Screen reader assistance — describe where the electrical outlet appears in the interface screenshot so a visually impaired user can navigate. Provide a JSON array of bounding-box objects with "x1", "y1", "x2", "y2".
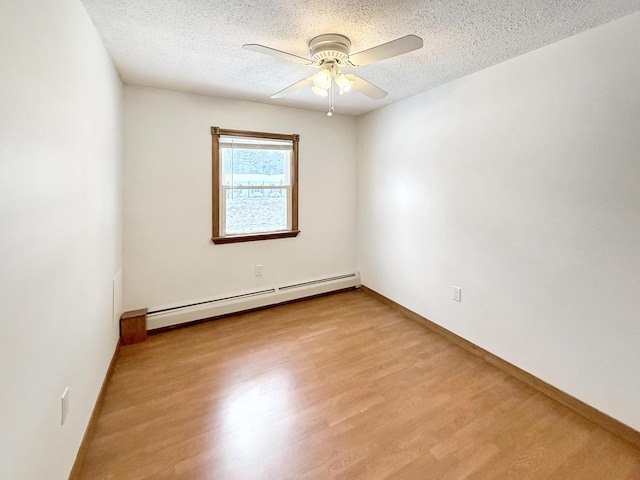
[
  {"x1": 452, "y1": 286, "x2": 461, "y2": 302},
  {"x1": 61, "y1": 387, "x2": 69, "y2": 425},
  {"x1": 255, "y1": 264, "x2": 263, "y2": 277}
]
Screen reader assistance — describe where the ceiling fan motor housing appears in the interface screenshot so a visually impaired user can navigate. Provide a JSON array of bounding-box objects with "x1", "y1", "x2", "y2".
[{"x1": 309, "y1": 34, "x2": 351, "y2": 65}]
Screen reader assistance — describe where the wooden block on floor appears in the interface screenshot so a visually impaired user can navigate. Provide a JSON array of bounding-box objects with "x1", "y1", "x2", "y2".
[{"x1": 120, "y1": 308, "x2": 148, "y2": 345}]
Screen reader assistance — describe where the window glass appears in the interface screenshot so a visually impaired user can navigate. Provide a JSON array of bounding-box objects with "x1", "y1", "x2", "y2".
[{"x1": 225, "y1": 189, "x2": 288, "y2": 235}]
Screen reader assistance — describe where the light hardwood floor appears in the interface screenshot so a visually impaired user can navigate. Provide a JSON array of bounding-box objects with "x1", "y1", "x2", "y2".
[{"x1": 77, "y1": 290, "x2": 640, "y2": 479}]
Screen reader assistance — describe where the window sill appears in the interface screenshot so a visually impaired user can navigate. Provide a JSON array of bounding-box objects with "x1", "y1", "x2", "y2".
[{"x1": 212, "y1": 230, "x2": 300, "y2": 245}]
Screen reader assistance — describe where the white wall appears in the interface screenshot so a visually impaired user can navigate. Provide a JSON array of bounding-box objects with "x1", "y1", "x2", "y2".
[
  {"x1": 124, "y1": 86, "x2": 357, "y2": 311},
  {"x1": 357, "y1": 13, "x2": 640, "y2": 430},
  {"x1": 0, "y1": 1, "x2": 123, "y2": 479}
]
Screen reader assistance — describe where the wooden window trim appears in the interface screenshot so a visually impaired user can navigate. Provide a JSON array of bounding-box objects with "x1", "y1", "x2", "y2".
[{"x1": 211, "y1": 126, "x2": 300, "y2": 244}]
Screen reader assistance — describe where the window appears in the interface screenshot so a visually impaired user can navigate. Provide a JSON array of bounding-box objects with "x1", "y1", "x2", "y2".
[{"x1": 211, "y1": 127, "x2": 300, "y2": 244}]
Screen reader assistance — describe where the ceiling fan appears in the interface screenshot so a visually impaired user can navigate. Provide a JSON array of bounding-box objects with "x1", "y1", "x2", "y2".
[{"x1": 242, "y1": 33, "x2": 424, "y2": 115}]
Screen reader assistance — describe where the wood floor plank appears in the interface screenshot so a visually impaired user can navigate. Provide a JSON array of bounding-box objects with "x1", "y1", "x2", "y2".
[{"x1": 76, "y1": 290, "x2": 640, "y2": 479}]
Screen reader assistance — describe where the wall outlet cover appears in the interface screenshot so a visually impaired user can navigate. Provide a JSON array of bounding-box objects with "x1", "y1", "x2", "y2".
[
  {"x1": 452, "y1": 286, "x2": 462, "y2": 302},
  {"x1": 61, "y1": 387, "x2": 69, "y2": 425}
]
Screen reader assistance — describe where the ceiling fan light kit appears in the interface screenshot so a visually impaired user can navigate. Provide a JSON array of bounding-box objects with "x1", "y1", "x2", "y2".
[
  {"x1": 311, "y1": 64, "x2": 355, "y2": 97},
  {"x1": 311, "y1": 85, "x2": 328, "y2": 97},
  {"x1": 243, "y1": 33, "x2": 424, "y2": 116},
  {"x1": 312, "y1": 69, "x2": 332, "y2": 90},
  {"x1": 335, "y1": 73, "x2": 355, "y2": 94}
]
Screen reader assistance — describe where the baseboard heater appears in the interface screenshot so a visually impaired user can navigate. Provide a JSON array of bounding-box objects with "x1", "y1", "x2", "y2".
[{"x1": 146, "y1": 272, "x2": 360, "y2": 331}]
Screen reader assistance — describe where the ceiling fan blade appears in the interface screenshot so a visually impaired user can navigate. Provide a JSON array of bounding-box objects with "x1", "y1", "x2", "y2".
[
  {"x1": 242, "y1": 44, "x2": 313, "y2": 65},
  {"x1": 271, "y1": 76, "x2": 314, "y2": 98},
  {"x1": 348, "y1": 35, "x2": 423, "y2": 66},
  {"x1": 351, "y1": 75, "x2": 388, "y2": 100}
]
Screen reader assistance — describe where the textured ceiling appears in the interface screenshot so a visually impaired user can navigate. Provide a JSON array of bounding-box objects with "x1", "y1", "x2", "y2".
[{"x1": 80, "y1": 0, "x2": 640, "y2": 116}]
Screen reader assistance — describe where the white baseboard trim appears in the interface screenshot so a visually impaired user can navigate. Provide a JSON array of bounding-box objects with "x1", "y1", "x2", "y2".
[{"x1": 146, "y1": 272, "x2": 361, "y2": 331}]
